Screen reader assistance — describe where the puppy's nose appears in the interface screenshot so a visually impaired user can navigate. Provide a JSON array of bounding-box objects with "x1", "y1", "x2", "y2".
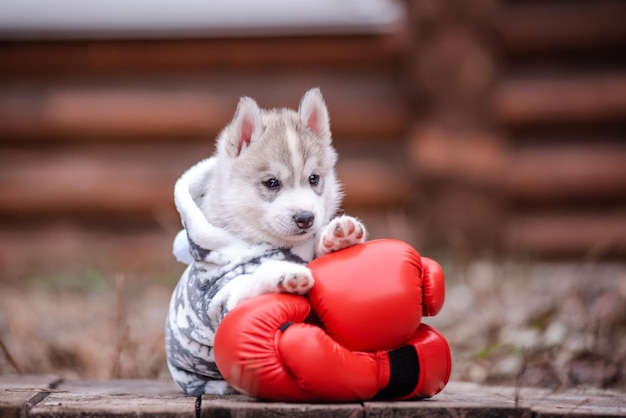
[{"x1": 294, "y1": 211, "x2": 315, "y2": 229}]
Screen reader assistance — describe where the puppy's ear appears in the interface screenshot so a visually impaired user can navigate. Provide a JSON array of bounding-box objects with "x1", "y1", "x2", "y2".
[
  {"x1": 299, "y1": 88, "x2": 331, "y2": 141},
  {"x1": 224, "y1": 96, "x2": 262, "y2": 157}
]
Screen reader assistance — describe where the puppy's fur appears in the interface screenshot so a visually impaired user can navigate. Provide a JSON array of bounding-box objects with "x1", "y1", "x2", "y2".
[{"x1": 166, "y1": 88, "x2": 366, "y2": 395}]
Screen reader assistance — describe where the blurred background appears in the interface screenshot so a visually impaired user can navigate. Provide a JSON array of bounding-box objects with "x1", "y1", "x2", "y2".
[{"x1": 0, "y1": 0, "x2": 625, "y2": 391}]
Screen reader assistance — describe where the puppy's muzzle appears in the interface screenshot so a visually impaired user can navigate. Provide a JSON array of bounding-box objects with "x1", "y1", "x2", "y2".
[{"x1": 294, "y1": 211, "x2": 315, "y2": 229}]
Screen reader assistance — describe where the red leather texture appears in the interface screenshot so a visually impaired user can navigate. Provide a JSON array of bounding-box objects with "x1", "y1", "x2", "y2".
[{"x1": 308, "y1": 239, "x2": 429, "y2": 351}]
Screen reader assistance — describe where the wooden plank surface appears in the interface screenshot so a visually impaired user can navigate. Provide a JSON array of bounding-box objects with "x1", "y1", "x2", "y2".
[
  {"x1": 0, "y1": 375, "x2": 61, "y2": 418},
  {"x1": 30, "y1": 379, "x2": 363, "y2": 418},
  {"x1": 1, "y1": 378, "x2": 623, "y2": 418},
  {"x1": 30, "y1": 379, "x2": 199, "y2": 418}
]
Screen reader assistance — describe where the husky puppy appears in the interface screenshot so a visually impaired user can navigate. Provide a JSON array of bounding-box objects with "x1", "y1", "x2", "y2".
[{"x1": 166, "y1": 88, "x2": 366, "y2": 395}]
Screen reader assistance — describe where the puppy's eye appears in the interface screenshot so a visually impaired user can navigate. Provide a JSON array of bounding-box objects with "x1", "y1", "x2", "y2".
[
  {"x1": 309, "y1": 174, "x2": 320, "y2": 186},
  {"x1": 263, "y1": 178, "x2": 281, "y2": 189}
]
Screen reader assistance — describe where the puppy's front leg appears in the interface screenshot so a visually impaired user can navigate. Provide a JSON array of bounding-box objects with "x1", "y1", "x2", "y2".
[
  {"x1": 209, "y1": 260, "x2": 313, "y2": 325},
  {"x1": 252, "y1": 260, "x2": 314, "y2": 295}
]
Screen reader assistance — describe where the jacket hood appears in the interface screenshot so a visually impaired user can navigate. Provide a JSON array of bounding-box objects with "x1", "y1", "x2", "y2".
[{"x1": 172, "y1": 157, "x2": 245, "y2": 265}]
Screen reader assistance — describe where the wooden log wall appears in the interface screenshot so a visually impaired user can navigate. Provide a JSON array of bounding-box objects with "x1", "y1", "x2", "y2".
[
  {"x1": 494, "y1": 0, "x2": 626, "y2": 258},
  {"x1": 407, "y1": 0, "x2": 626, "y2": 259},
  {"x1": 0, "y1": 33, "x2": 413, "y2": 280},
  {"x1": 1, "y1": 0, "x2": 626, "y2": 281}
]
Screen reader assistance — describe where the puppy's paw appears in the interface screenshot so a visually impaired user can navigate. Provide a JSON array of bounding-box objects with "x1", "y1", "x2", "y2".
[
  {"x1": 318, "y1": 215, "x2": 367, "y2": 255},
  {"x1": 276, "y1": 264, "x2": 314, "y2": 295}
]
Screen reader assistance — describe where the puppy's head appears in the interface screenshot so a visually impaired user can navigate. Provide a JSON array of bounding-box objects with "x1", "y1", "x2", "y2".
[{"x1": 214, "y1": 88, "x2": 342, "y2": 246}]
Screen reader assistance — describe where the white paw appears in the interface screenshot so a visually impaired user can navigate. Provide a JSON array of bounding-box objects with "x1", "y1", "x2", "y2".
[
  {"x1": 276, "y1": 264, "x2": 314, "y2": 295},
  {"x1": 317, "y1": 215, "x2": 366, "y2": 255}
]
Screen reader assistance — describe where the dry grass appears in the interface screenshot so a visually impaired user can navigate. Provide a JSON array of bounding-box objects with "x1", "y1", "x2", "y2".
[
  {"x1": 1, "y1": 256, "x2": 624, "y2": 391},
  {"x1": 427, "y1": 258, "x2": 626, "y2": 390},
  {"x1": 0, "y1": 272, "x2": 172, "y2": 381}
]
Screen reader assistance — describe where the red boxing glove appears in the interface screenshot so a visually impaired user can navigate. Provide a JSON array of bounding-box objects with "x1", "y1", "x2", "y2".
[
  {"x1": 307, "y1": 239, "x2": 445, "y2": 351},
  {"x1": 214, "y1": 294, "x2": 385, "y2": 401},
  {"x1": 214, "y1": 293, "x2": 451, "y2": 402}
]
